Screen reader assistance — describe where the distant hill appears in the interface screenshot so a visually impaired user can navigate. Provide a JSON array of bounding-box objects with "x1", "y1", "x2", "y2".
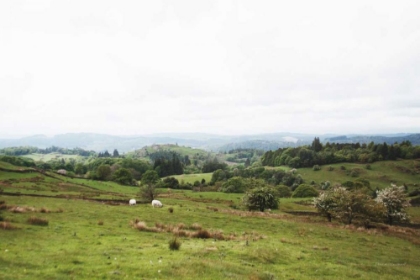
[
  {"x1": 0, "y1": 132, "x2": 418, "y2": 153},
  {"x1": 324, "y1": 134, "x2": 420, "y2": 145}
]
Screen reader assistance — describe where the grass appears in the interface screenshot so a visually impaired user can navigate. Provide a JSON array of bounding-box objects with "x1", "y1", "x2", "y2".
[
  {"x1": 0, "y1": 160, "x2": 420, "y2": 279},
  {"x1": 169, "y1": 173, "x2": 213, "y2": 185},
  {"x1": 295, "y1": 160, "x2": 420, "y2": 192}
]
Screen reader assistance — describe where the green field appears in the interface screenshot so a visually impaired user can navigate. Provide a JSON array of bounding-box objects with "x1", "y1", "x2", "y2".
[
  {"x1": 170, "y1": 173, "x2": 213, "y2": 185},
  {"x1": 1, "y1": 162, "x2": 420, "y2": 279},
  {"x1": 294, "y1": 160, "x2": 420, "y2": 192}
]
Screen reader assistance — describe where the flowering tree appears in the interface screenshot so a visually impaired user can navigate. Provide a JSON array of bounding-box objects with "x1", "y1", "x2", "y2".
[{"x1": 375, "y1": 185, "x2": 410, "y2": 225}]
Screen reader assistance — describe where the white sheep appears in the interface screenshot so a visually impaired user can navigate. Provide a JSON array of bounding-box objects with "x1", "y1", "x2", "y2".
[
  {"x1": 151, "y1": 199, "x2": 163, "y2": 208},
  {"x1": 129, "y1": 199, "x2": 136, "y2": 206}
]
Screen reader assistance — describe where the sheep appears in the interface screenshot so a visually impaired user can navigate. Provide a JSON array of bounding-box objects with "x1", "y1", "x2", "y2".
[
  {"x1": 129, "y1": 199, "x2": 136, "y2": 206},
  {"x1": 152, "y1": 200, "x2": 163, "y2": 208}
]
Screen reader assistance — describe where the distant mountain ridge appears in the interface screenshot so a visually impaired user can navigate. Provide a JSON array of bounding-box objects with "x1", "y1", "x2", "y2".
[{"x1": 0, "y1": 132, "x2": 418, "y2": 153}]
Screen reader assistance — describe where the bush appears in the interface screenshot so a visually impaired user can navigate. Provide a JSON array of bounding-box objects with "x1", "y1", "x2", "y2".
[
  {"x1": 169, "y1": 237, "x2": 181, "y2": 250},
  {"x1": 192, "y1": 229, "x2": 211, "y2": 239},
  {"x1": 292, "y1": 184, "x2": 319, "y2": 198},
  {"x1": 313, "y1": 165, "x2": 321, "y2": 171},
  {"x1": 276, "y1": 185, "x2": 292, "y2": 198},
  {"x1": 327, "y1": 166, "x2": 334, "y2": 171},
  {"x1": 168, "y1": 207, "x2": 174, "y2": 213},
  {"x1": 242, "y1": 187, "x2": 279, "y2": 212},
  {"x1": 340, "y1": 166, "x2": 346, "y2": 170},
  {"x1": 220, "y1": 177, "x2": 246, "y2": 193},
  {"x1": 365, "y1": 164, "x2": 372, "y2": 170}
]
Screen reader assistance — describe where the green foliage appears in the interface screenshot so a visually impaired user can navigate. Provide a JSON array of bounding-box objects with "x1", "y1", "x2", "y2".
[
  {"x1": 112, "y1": 168, "x2": 134, "y2": 185},
  {"x1": 313, "y1": 165, "x2": 321, "y2": 171},
  {"x1": 162, "y1": 177, "x2": 180, "y2": 189},
  {"x1": 139, "y1": 184, "x2": 159, "y2": 202},
  {"x1": 0, "y1": 155, "x2": 35, "y2": 167},
  {"x1": 96, "y1": 164, "x2": 111, "y2": 180},
  {"x1": 141, "y1": 170, "x2": 160, "y2": 186},
  {"x1": 202, "y1": 158, "x2": 228, "y2": 173},
  {"x1": 276, "y1": 185, "x2": 292, "y2": 198},
  {"x1": 242, "y1": 187, "x2": 279, "y2": 212},
  {"x1": 220, "y1": 177, "x2": 247, "y2": 193},
  {"x1": 292, "y1": 184, "x2": 319, "y2": 198}
]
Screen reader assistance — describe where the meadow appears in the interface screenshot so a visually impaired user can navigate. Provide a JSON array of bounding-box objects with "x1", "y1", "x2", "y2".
[{"x1": 1, "y1": 162, "x2": 420, "y2": 279}]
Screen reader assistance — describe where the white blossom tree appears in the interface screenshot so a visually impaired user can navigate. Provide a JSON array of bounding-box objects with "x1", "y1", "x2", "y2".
[{"x1": 375, "y1": 185, "x2": 410, "y2": 225}]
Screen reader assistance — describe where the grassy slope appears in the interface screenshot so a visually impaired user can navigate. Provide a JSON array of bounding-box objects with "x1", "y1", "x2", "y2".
[
  {"x1": 1, "y1": 161, "x2": 420, "y2": 279},
  {"x1": 1, "y1": 194, "x2": 419, "y2": 279},
  {"x1": 170, "y1": 173, "x2": 213, "y2": 185},
  {"x1": 273, "y1": 160, "x2": 420, "y2": 192}
]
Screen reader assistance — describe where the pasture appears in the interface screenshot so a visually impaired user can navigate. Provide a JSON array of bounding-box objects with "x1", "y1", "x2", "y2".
[
  {"x1": 1, "y1": 165, "x2": 420, "y2": 279},
  {"x1": 170, "y1": 173, "x2": 213, "y2": 185}
]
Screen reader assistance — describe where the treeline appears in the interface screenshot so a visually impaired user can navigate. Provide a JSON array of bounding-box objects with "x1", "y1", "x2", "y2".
[
  {"x1": 262, "y1": 138, "x2": 420, "y2": 168},
  {"x1": 0, "y1": 146, "x2": 96, "y2": 157}
]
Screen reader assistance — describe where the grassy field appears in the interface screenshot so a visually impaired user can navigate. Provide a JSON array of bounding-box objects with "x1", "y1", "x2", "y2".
[
  {"x1": 1, "y1": 162, "x2": 420, "y2": 279},
  {"x1": 279, "y1": 160, "x2": 420, "y2": 192},
  {"x1": 170, "y1": 173, "x2": 213, "y2": 185}
]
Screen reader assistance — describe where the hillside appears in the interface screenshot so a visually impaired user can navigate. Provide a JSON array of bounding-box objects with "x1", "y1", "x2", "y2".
[{"x1": 1, "y1": 160, "x2": 419, "y2": 279}]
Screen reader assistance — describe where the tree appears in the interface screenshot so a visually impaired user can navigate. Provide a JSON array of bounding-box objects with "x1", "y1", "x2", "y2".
[
  {"x1": 311, "y1": 137, "x2": 323, "y2": 152},
  {"x1": 314, "y1": 189, "x2": 337, "y2": 222},
  {"x1": 113, "y1": 149, "x2": 120, "y2": 157},
  {"x1": 375, "y1": 185, "x2": 410, "y2": 225},
  {"x1": 292, "y1": 184, "x2": 319, "y2": 198},
  {"x1": 242, "y1": 187, "x2": 279, "y2": 212},
  {"x1": 220, "y1": 177, "x2": 247, "y2": 193},
  {"x1": 112, "y1": 168, "x2": 133, "y2": 185},
  {"x1": 139, "y1": 170, "x2": 160, "y2": 201},
  {"x1": 141, "y1": 170, "x2": 160, "y2": 186},
  {"x1": 96, "y1": 164, "x2": 111, "y2": 180}
]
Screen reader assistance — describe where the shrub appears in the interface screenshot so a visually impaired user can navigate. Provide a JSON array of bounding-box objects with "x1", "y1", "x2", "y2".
[
  {"x1": 313, "y1": 165, "x2": 321, "y2": 171},
  {"x1": 27, "y1": 216, "x2": 49, "y2": 226},
  {"x1": 169, "y1": 237, "x2": 181, "y2": 250},
  {"x1": 276, "y1": 185, "x2": 292, "y2": 198},
  {"x1": 292, "y1": 184, "x2": 319, "y2": 198},
  {"x1": 340, "y1": 166, "x2": 346, "y2": 170},
  {"x1": 242, "y1": 187, "x2": 279, "y2": 212},
  {"x1": 168, "y1": 207, "x2": 174, "y2": 213},
  {"x1": 98, "y1": 220, "x2": 104, "y2": 225},
  {"x1": 192, "y1": 229, "x2": 211, "y2": 239},
  {"x1": 327, "y1": 166, "x2": 334, "y2": 171},
  {"x1": 365, "y1": 164, "x2": 372, "y2": 170}
]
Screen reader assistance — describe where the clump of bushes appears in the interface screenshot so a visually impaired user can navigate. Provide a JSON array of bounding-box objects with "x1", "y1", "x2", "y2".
[
  {"x1": 327, "y1": 166, "x2": 334, "y2": 171},
  {"x1": 169, "y1": 237, "x2": 181, "y2": 250},
  {"x1": 27, "y1": 216, "x2": 49, "y2": 226},
  {"x1": 292, "y1": 184, "x2": 319, "y2": 198},
  {"x1": 313, "y1": 165, "x2": 321, "y2": 171}
]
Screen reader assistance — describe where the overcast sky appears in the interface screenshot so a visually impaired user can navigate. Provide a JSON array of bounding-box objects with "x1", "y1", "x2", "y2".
[{"x1": 1, "y1": 0, "x2": 419, "y2": 138}]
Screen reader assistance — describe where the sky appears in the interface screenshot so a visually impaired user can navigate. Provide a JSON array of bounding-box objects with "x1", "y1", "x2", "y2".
[{"x1": 1, "y1": 0, "x2": 419, "y2": 138}]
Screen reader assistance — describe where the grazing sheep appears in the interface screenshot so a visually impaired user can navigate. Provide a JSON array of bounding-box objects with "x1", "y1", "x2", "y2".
[
  {"x1": 152, "y1": 200, "x2": 163, "y2": 208},
  {"x1": 129, "y1": 199, "x2": 136, "y2": 206}
]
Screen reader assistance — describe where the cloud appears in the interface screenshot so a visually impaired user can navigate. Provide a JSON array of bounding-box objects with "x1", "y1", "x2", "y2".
[{"x1": 0, "y1": 0, "x2": 419, "y2": 137}]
